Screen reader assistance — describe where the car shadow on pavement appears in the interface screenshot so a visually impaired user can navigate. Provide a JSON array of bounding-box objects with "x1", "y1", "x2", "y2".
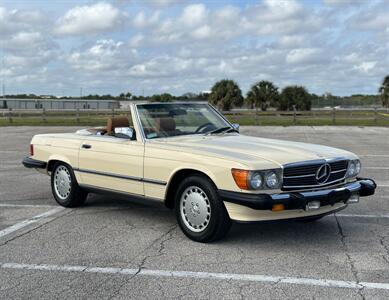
[
  {"x1": 83, "y1": 194, "x2": 344, "y2": 248},
  {"x1": 83, "y1": 193, "x2": 169, "y2": 211},
  {"x1": 225, "y1": 217, "x2": 341, "y2": 246}
]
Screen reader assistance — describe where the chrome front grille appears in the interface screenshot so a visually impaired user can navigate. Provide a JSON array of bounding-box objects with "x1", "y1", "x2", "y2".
[{"x1": 282, "y1": 159, "x2": 349, "y2": 190}]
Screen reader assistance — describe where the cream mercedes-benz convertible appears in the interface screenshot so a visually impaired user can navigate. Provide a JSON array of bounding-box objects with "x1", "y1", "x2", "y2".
[{"x1": 23, "y1": 102, "x2": 376, "y2": 242}]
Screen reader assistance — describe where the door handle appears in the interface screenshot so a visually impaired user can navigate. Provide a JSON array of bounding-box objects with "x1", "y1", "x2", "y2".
[{"x1": 81, "y1": 144, "x2": 92, "y2": 149}]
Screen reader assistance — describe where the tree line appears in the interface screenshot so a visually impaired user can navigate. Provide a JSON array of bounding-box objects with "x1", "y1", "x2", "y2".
[
  {"x1": 3, "y1": 75, "x2": 387, "y2": 110},
  {"x1": 209, "y1": 79, "x2": 312, "y2": 111},
  {"x1": 209, "y1": 75, "x2": 389, "y2": 111}
]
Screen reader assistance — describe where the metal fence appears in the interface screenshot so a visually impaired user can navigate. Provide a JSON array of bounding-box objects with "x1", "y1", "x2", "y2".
[
  {"x1": 1, "y1": 107, "x2": 124, "y2": 124},
  {"x1": 1, "y1": 107, "x2": 389, "y2": 126},
  {"x1": 222, "y1": 107, "x2": 389, "y2": 126}
]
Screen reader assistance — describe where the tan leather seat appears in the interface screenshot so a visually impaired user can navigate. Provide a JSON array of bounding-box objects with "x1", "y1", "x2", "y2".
[
  {"x1": 155, "y1": 117, "x2": 176, "y2": 134},
  {"x1": 107, "y1": 116, "x2": 129, "y2": 135}
]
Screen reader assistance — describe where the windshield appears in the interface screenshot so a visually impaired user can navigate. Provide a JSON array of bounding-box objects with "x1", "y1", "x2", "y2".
[{"x1": 137, "y1": 103, "x2": 231, "y2": 139}]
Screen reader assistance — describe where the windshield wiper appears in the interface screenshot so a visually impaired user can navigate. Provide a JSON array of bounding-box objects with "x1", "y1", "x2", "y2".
[{"x1": 206, "y1": 126, "x2": 237, "y2": 135}]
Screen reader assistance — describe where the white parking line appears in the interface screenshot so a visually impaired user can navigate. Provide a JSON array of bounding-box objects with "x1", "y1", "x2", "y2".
[
  {"x1": 336, "y1": 213, "x2": 389, "y2": 219},
  {"x1": 0, "y1": 204, "x2": 56, "y2": 208},
  {"x1": 364, "y1": 167, "x2": 389, "y2": 170},
  {"x1": 1, "y1": 262, "x2": 389, "y2": 290},
  {"x1": 0, "y1": 207, "x2": 64, "y2": 239}
]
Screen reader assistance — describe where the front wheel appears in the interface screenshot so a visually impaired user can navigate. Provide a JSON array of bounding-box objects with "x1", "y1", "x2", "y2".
[
  {"x1": 175, "y1": 175, "x2": 231, "y2": 242},
  {"x1": 51, "y1": 162, "x2": 87, "y2": 207}
]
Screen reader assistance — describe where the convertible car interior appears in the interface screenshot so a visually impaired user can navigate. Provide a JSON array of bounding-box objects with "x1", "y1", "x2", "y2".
[
  {"x1": 81, "y1": 116, "x2": 132, "y2": 137},
  {"x1": 80, "y1": 115, "x2": 184, "y2": 139}
]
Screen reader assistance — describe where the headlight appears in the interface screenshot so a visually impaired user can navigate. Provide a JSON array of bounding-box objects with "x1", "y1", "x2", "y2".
[
  {"x1": 231, "y1": 168, "x2": 282, "y2": 190},
  {"x1": 265, "y1": 171, "x2": 280, "y2": 189},
  {"x1": 249, "y1": 172, "x2": 263, "y2": 189},
  {"x1": 347, "y1": 159, "x2": 361, "y2": 177},
  {"x1": 355, "y1": 160, "x2": 361, "y2": 174},
  {"x1": 348, "y1": 161, "x2": 356, "y2": 176}
]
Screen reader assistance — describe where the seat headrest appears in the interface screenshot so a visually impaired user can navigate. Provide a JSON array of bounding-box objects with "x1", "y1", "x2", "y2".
[
  {"x1": 155, "y1": 117, "x2": 176, "y2": 133},
  {"x1": 107, "y1": 116, "x2": 129, "y2": 134}
]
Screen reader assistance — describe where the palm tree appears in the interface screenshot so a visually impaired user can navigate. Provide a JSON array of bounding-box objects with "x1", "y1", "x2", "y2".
[
  {"x1": 246, "y1": 81, "x2": 279, "y2": 111},
  {"x1": 279, "y1": 86, "x2": 312, "y2": 111},
  {"x1": 209, "y1": 79, "x2": 243, "y2": 111},
  {"x1": 379, "y1": 75, "x2": 389, "y2": 108}
]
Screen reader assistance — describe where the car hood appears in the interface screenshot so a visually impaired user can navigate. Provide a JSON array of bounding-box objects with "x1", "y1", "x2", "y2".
[{"x1": 150, "y1": 134, "x2": 356, "y2": 167}]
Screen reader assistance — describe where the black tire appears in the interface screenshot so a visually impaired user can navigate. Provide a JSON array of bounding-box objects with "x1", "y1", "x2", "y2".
[
  {"x1": 175, "y1": 175, "x2": 231, "y2": 243},
  {"x1": 296, "y1": 215, "x2": 324, "y2": 223},
  {"x1": 51, "y1": 162, "x2": 87, "y2": 207}
]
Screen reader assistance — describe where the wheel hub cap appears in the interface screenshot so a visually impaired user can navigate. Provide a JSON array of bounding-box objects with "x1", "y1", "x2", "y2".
[
  {"x1": 54, "y1": 166, "x2": 71, "y2": 200},
  {"x1": 180, "y1": 186, "x2": 211, "y2": 233}
]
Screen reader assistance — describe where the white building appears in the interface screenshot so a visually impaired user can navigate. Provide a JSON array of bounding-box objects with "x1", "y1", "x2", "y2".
[{"x1": 1, "y1": 99, "x2": 120, "y2": 110}]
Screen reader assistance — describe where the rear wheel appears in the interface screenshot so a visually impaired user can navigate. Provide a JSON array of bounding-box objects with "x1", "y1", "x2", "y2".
[
  {"x1": 51, "y1": 162, "x2": 87, "y2": 207},
  {"x1": 175, "y1": 175, "x2": 231, "y2": 242}
]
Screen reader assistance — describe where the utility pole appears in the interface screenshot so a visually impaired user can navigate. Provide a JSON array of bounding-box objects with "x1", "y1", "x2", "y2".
[
  {"x1": 1, "y1": 83, "x2": 4, "y2": 109},
  {"x1": 80, "y1": 87, "x2": 83, "y2": 99},
  {"x1": 1, "y1": 51, "x2": 4, "y2": 100}
]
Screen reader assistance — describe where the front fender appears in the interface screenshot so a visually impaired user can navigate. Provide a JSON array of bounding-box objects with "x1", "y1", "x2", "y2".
[
  {"x1": 167, "y1": 165, "x2": 219, "y2": 188},
  {"x1": 164, "y1": 162, "x2": 242, "y2": 198}
]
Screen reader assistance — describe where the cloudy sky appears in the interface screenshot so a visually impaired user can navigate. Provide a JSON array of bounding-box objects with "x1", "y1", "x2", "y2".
[{"x1": 0, "y1": 0, "x2": 388, "y2": 97}]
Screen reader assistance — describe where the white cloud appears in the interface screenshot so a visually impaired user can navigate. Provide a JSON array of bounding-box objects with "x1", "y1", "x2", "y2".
[
  {"x1": 323, "y1": 0, "x2": 358, "y2": 6},
  {"x1": 54, "y1": 2, "x2": 125, "y2": 36},
  {"x1": 0, "y1": 6, "x2": 47, "y2": 36},
  {"x1": 286, "y1": 48, "x2": 325, "y2": 65},
  {"x1": 191, "y1": 25, "x2": 212, "y2": 40},
  {"x1": 145, "y1": 0, "x2": 184, "y2": 7},
  {"x1": 133, "y1": 3, "x2": 241, "y2": 47},
  {"x1": 354, "y1": 61, "x2": 377, "y2": 73},
  {"x1": 1, "y1": 0, "x2": 388, "y2": 96},
  {"x1": 133, "y1": 11, "x2": 160, "y2": 28},
  {"x1": 4, "y1": 51, "x2": 54, "y2": 69},
  {"x1": 67, "y1": 39, "x2": 135, "y2": 72},
  {"x1": 278, "y1": 35, "x2": 305, "y2": 48},
  {"x1": 179, "y1": 4, "x2": 208, "y2": 27},
  {"x1": 0, "y1": 6, "x2": 57, "y2": 82},
  {"x1": 259, "y1": 0, "x2": 304, "y2": 21},
  {"x1": 4, "y1": 32, "x2": 46, "y2": 50},
  {"x1": 214, "y1": 5, "x2": 240, "y2": 23},
  {"x1": 245, "y1": 0, "x2": 323, "y2": 35},
  {"x1": 345, "y1": 1, "x2": 389, "y2": 34},
  {"x1": 129, "y1": 34, "x2": 145, "y2": 47}
]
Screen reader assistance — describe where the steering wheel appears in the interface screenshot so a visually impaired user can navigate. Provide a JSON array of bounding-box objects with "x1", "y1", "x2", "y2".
[{"x1": 195, "y1": 122, "x2": 216, "y2": 133}]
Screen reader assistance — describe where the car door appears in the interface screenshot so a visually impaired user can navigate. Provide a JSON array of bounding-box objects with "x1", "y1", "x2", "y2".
[{"x1": 77, "y1": 135, "x2": 144, "y2": 196}]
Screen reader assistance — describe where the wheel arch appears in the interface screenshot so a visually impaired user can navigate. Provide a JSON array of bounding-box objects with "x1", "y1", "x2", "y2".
[
  {"x1": 164, "y1": 168, "x2": 218, "y2": 209},
  {"x1": 47, "y1": 155, "x2": 73, "y2": 172}
]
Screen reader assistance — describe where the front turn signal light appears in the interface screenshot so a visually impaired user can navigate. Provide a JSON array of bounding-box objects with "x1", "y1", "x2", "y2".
[
  {"x1": 231, "y1": 169, "x2": 249, "y2": 190},
  {"x1": 272, "y1": 204, "x2": 285, "y2": 212}
]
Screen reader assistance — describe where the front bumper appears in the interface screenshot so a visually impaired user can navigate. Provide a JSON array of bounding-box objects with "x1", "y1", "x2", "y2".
[
  {"x1": 219, "y1": 178, "x2": 376, "y2": 211},
  {"x1": 22, "y1": 157, "x2": 47, "y2": 169}
]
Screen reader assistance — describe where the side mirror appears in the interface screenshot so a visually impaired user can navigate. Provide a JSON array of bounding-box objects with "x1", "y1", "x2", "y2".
[
  {"x1": 114, "y1": 127, "x2": 135, "y2": 140},
  {"x1": 232, "y1": 123, "x2": 240, "y2": 132}
]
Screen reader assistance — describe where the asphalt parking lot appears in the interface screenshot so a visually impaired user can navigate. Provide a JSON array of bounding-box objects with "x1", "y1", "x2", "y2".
[{"x1": 0, "y1": 126, "x2": 388, "y2": 299}]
